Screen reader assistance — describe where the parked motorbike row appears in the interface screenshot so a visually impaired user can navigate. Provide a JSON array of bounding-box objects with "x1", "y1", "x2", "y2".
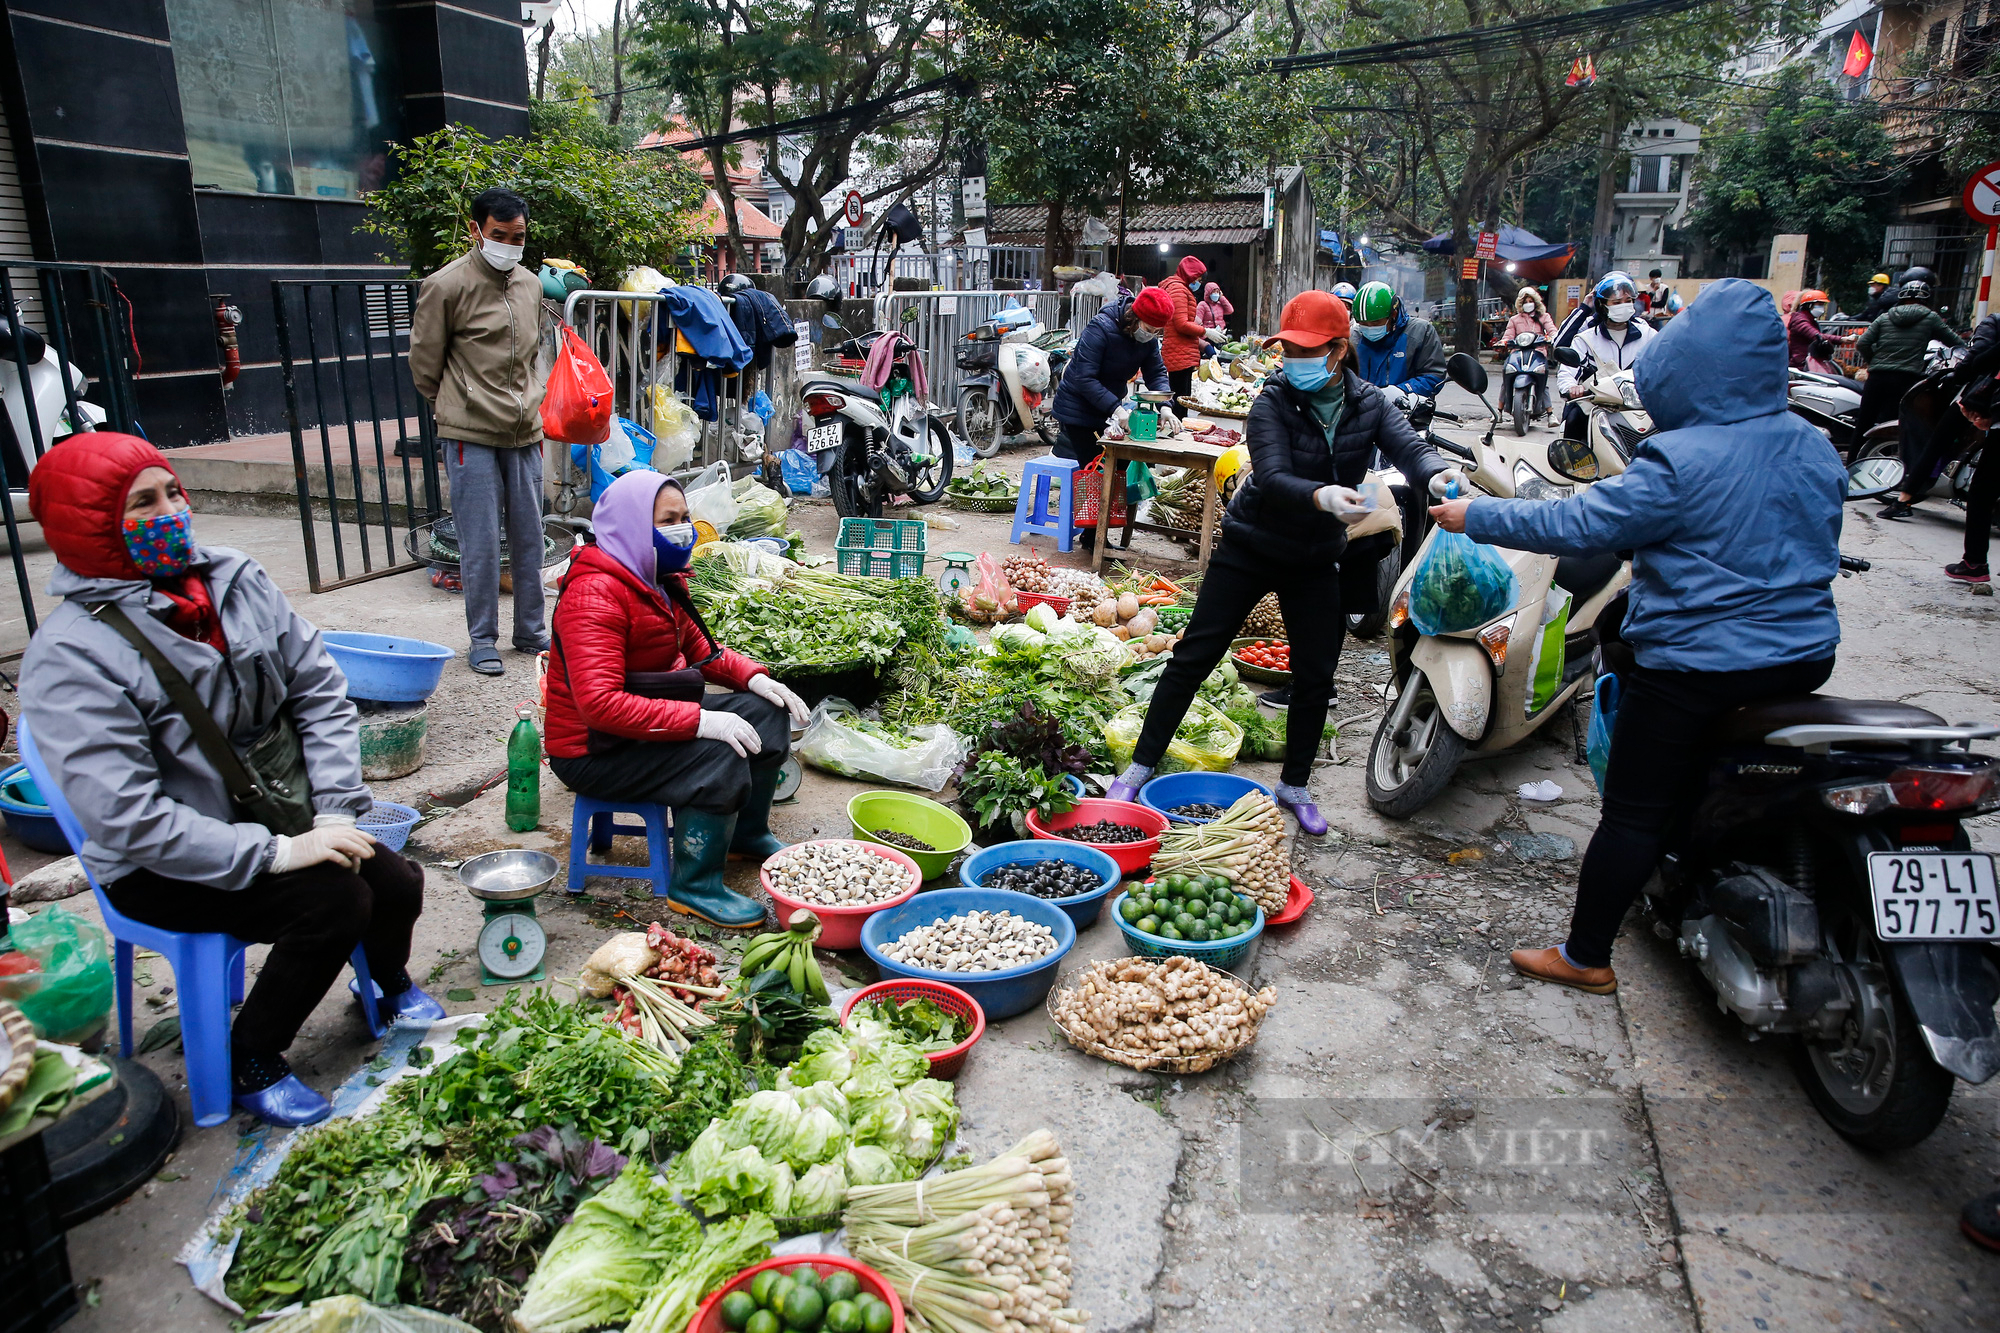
[{"x1": 1362, "y1": 344, "x2": 2000, "y2": 1153}]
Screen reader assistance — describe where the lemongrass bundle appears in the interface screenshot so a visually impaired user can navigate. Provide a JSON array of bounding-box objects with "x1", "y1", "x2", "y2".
[{"x1": 1153, "y1": 792, "x2": 1289, "y2": 913}]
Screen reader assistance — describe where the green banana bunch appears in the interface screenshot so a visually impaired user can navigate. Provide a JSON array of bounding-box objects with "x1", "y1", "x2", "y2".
[{"x1": 737, "y1": 908, "x2": 828, "y2": 1001}]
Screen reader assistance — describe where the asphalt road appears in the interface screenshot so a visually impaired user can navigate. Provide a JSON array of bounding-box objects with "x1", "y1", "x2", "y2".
[{"x1": 34, "y1": 390, "x2": 2000, "y2": 1331}]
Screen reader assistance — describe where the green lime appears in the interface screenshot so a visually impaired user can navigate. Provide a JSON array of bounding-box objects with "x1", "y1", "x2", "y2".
[
  {"x1": 767, "y1": 1276, "x2": 795, "y2": 1311},
  {"x1": 1160, "y1": 923, "x2": 1183, "y2": 940},
  {"x1": 1119, "y1": 897, "x2": 1141, "y2": 922},
  {"x1": 853, "y1": 1292, "x2": 883, "y2": 1311},
  {"x1": 1165, "y1": 874, "x2": 1188, "y2": 892},
  {"x1": 821, "y1": 1272, "x2": 861, "y2": 1305},
  {"x1": 1225, "y1": 902, "x2": 1243, "y2": 923},
  {"x1": 751, "y1": 1272, "x2": 781, "y2": 1308},
  {"x1": 1189, "y1": 922, "x2": 1212, "y2": 942},
  {"x1": 783, "y1": 1284, "x2": 826, "y2": 1330},
  {"x1": 1185, "y1": 896, "x2": 1208, "y2": 917},
  {"x1": 861, "y1": 1301, "x2": 893, "y2": 1333},
  {"x1": 1136, "y1": 916, "x2": 1161, "y2": 935},
  {"x1": 746, "y1": 1312, "x2": 782, "y2": 1333},
  {"x1": 1237, "y1": 893, "x2": 1256, "y2": 914},
  {"x1": 823, "y1": 1298, "x2": 862, "y2": 1333},
  {"x1": 722, "y1": 1290, "x2": 760, "y2": 1330},
  {"x1": 789, "y1": 1265, "x2": 823, "y2": 1288},
  {"x1": 1174, "y1": 912, "x2": 1197, "y2": 933}
]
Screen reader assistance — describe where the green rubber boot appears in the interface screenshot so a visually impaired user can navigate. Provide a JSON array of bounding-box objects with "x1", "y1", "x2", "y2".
[
  {"x1": 669, "y1": 808, "x2": 768, "y2": 929},
  {"x1": 728, "y1": 763, "x2": 790, "y2": 862}
]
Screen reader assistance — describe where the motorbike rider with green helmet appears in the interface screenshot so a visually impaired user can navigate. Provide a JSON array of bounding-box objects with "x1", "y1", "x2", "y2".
[{"x1": 1347, "y1": 281, "x2": 1448, "y2": 410}]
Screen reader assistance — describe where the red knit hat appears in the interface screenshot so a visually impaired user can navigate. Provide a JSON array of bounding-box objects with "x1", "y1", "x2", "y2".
[
  {"x1": 1131, "y1": 287, "x2": 1174, "y2": 326},
  {"x1": 27, "y1": 432, "x2": 179, "y2": 580}
]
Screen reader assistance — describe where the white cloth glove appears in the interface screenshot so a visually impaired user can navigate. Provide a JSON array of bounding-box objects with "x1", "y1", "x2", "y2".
[
  {"x1": 1157, "y1": 408, "x2": 1180, "y2": 435},
  {"x1": 1204, "y1": 327, "x2": 1225, "y2": 344},
  {"x1": 272, "y1": 825, "x2": 377, "y2": 874},
  {"x1": 1313, "y1": 485, "x2": 1375, "y2": 523},
  {"x1": 313, "y1": 812, "x2": 357, "y2": 829},
  {"x1": 748, "y1": 673, "x2": 810, "y2": 728},
  {"x1": 698, "y1": 708, "x2": 764, "y2": 757},
  {"x1": 1428, "y1": 467, "x2": 1469, "y2": 499},
  {"x1": 1383, "y1": 385, "x2": 1411, "y2": 410}
]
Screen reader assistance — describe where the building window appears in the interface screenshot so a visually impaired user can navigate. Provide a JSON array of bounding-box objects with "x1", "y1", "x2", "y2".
[
  {"x1": 166, "y1": 0, "x2": 399, "y2": 200},
  {"x1": 1926, "y1": 19, "x2": 1949, "y2": 64}
]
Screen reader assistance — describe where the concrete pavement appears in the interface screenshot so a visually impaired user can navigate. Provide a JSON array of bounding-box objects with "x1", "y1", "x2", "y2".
[{"x1": 21, "y1": 393, "x2": 2000, "y2": 1331}]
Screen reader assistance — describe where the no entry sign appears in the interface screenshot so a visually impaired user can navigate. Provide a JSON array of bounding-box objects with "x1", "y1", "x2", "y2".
[
  {"x1": 1963, "y1": 161, "x2": 2000, "y2": 223},
  {"x1": 843, "y1": 190, "x2": 866, "y2": 227}
]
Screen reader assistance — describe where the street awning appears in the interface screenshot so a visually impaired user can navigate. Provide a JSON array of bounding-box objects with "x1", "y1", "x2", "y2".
[{"x1": 1422, "y1": 224, "x2": 1575, "y2": 263}]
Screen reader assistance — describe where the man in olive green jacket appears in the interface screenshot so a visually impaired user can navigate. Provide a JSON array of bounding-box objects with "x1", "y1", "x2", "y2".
[{"x1": 410, "y1": 187, "x2": 548, "y2": 675}]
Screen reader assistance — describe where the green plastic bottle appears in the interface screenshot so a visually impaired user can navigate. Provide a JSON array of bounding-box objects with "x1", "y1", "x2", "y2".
[{"x1": 505, "y1": 703, "x2": 541, "y2": 832}]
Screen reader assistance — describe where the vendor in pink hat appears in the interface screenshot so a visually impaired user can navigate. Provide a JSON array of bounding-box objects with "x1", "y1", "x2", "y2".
[{"x1": 1105, "y1": 289, "x2": 1458, "y2": 837}]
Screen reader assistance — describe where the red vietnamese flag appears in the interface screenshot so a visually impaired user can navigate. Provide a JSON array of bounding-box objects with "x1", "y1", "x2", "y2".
[{"x1": 1843, "y1": 29, "x2": 1874, "y2": 77}]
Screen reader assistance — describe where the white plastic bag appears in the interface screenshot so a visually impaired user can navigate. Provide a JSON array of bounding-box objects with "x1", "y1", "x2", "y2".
[
  {"x1": 684, "y1": 461, "x2": 740, "y2": 532},
  {"x1": 597, "y1": 417, "x2": 638, "y2": 474},
  {"x1": 795, "y1": 697, "x2": 968, "y2": 792},
  {"x1": 650, "y1": 388, "x2": 699, "y2": 473}
]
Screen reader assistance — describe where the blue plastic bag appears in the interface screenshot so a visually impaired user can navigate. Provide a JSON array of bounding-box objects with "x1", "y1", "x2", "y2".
[
  {"x1": 1407, "y1": 487, "x2": 1518, "y2": 635},
  {"x1": 780, "y1": 447, "x2": 819, "y2": 495},
  {"x1": 748, "y1": 390, "x2": 776, "y2": 423},
  {"x1": 1587, "y1": 673, "x2": 1620, "y2": 794},
  {"x1": 570, "y1": 417, "x2": 659, "y2": 503}
]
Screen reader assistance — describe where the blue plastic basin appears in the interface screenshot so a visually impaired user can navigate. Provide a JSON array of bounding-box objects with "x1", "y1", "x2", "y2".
[
  {"x1": 322, "y1": 632, "x2": 454, "y2": 703},
  {"x1": 0, "y1": 763, "x2": 73, "y2": 854},
  {"x1": 860, "y1": 888, "x2": 1077, "y2": 1020},
  {"x1": 959, "y1": 840, "x2": 1121, "y2": 930},
  {"x1": 1138, "y1": 772, "x2": 1274, "y2": 825}
]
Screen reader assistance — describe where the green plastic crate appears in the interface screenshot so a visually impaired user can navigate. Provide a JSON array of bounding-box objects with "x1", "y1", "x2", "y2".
[{"x1": 835, "y1": 518, "x2": 928, "y2": 579}]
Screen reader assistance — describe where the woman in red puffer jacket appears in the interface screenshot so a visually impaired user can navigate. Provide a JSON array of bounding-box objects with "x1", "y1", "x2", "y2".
[
  {"x1": 1159, "y1": 256, "x2": 1222, "y2": 398},
  {"x1": 545, "y1": 470, "x2": 809, "y2": 926}
]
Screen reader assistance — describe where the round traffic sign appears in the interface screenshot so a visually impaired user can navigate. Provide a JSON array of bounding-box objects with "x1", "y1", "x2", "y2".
[
  {"x1": 843, "y1": 190, "x2": 865, "y2": 227},
  {"x1": 1963, "y1": 161, "x2": 2000, "y2": 223}
]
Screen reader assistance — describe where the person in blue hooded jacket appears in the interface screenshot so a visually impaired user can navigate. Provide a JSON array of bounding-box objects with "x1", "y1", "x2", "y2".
[
  {"x1": 1348, "y1": 281, "x2": 1447, "y2": 408},
  {"x1": 1427, "y1": 278, "x2": 1847, "y2": 995}
]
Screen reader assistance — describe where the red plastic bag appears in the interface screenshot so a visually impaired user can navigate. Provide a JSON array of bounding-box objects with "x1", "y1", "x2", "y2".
[
  {"x1": 541, "y1": 325, "x2": 614, "y2": 444},
  {"x1": 1072, "y1": 456, "x2": 1128, "y2": 529},
  {"x1": 959, "y1": 551, "x2": 1017, "y2": 624}
]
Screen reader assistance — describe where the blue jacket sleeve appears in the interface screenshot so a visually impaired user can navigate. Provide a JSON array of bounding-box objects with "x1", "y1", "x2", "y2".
[
  {"x1": 1462, "y1": 449, "x2": 1686, "y2": 556},
  {"x1": 1397, "y1": 322, "x2": 1447, "y2": 396},
  {"x1": 1067, "y1": 326, "x2": 1122, "y2": 418}
]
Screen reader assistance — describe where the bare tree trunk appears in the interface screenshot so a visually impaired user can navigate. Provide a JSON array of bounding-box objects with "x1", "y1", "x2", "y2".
[
  {"x1": 1115, "y1": 150, "x2": 1128, "y2": 283},
  {"x1": 607, "y1": 0, "x2": 626, "y2": 126},
  {"x1": 1452, "y1": 205, "x2": 1478, "y2": 352},
  {"x1": 1588, "y1": 100, "x2": 1622, "y2": 278},
  {"x1": 534, "y1": 19, "x2": 554, "y2": 102},
  {"x1": 710, "y1": 145, "x2": 750, "y2": 274},
  {"x1": 1043, "y1": 198, "x2": 1067, "y2": 270}
]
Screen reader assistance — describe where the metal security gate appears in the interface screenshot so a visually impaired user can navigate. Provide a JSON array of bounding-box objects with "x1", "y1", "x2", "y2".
[
  {"x1": 0, "y1": 262, "x2": 142, "y2": 655},
  {"x1": 273, "y1": 280, "x2": 443, "y2": 593}
]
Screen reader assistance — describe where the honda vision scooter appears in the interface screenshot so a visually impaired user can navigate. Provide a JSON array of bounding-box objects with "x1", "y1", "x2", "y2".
[{"x1": 1365, "y1": 353, "x2": 1630, "y2": 818}]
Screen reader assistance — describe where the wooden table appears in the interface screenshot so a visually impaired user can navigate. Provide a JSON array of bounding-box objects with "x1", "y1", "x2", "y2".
[{"x1": 1091, "y1": 436, "x2": 1229, "y2": 574}]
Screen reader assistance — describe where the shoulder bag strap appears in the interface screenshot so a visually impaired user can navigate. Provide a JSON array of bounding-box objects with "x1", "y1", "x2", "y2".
[{"x1": 86, "y1": 600, "x2": 268, "y2": 806}]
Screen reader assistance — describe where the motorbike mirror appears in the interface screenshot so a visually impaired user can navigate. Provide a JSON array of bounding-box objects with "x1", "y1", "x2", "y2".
[
  {"x1": 1552, "y1": 345, "x2": 1584, "y2": 367},
  {"x1": 1845, "y1": 454, "x2": 1905, "y2": 501},
  {"x1": 900, "y1": 305, "x2": 920, "y2": 324},
  {"x1": 1547, "y1": 437, "x2": 1600, "y2": 483},
  {"x1": 1445, "y1": 352, "x2": 1488, "y2": 397}
]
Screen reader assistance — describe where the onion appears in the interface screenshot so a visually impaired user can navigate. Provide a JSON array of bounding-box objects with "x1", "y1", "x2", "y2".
[{"x1": 1117, "y1": 592, "x2": 1140, "y2": 620}]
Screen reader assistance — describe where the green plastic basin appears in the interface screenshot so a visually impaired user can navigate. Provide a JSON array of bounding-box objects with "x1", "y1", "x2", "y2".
[{"x1": 848, "y1": 791, "x2": 973, "y2": 881}]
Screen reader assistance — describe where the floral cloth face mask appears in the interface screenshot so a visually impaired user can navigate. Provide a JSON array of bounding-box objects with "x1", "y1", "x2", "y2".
[{"x1": 123, "y1": 508, "x2": 195, "y2": 579}]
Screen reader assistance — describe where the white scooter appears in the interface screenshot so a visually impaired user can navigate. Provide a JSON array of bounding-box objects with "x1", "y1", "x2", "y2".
[
  {"x1": 957, "y1": 311, "x2": 1070, "y2": 458},
  {"x1": 1364, "y1": 353, "x2": 1630, "y2": 819},
  {"x1": 0, "y1": 318, "x2": 105, "y2": 509}
]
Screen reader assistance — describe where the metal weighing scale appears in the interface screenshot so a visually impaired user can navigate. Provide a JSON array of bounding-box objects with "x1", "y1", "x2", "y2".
[{"x1": 459, "y1": 848, "x2": 561, "y2": 984}]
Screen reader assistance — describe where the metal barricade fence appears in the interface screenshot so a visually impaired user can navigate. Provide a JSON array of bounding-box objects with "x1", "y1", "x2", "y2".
[
  {"x1": 273, "y1": 281, "x2": 443, "y2": 594},
  {"x1": 558, "y1": 289, "x2": 763, "y2": 514},
  {"x1": 0, "y1": 262, "x2": 143, "y2": 654},
  {"x1": 870, "y1": 290, "x2": 1064, "y2": 409}
]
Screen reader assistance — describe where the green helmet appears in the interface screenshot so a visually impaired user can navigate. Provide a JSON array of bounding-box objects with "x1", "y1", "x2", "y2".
[{"x1": 1353, "y1": 281, "x2": 1397, "y2": 324}]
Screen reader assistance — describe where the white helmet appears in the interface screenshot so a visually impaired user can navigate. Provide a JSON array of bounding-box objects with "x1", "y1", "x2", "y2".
[{"x1": 1332, "y1": 282, "x2": 1357, "y2": 303}]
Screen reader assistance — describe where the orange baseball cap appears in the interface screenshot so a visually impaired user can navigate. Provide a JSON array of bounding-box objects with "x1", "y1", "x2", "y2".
[{"x1": 1268, "y1": 289, "x2": 1351, "y2": 349}]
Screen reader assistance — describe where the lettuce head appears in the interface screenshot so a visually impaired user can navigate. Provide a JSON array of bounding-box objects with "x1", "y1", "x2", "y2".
[
  {"x1": 843, "y1": 1144, "x2": 903, "y2": 1188},
  {"x1": 790, "y1": 1159, "x2": 847, "y2": 1216}
]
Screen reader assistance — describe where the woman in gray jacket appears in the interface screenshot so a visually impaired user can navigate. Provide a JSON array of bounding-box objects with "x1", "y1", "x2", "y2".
[{"x1": 19, "y1": 433, "x2": 443, "y2": 1127}]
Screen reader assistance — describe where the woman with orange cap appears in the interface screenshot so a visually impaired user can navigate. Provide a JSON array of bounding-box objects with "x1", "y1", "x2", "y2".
[{"x1": 18, "y1": 433, "x2": 441, "y2": 1127}]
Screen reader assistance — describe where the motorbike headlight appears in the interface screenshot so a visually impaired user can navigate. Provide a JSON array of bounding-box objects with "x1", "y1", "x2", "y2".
[
  {"x1": 1618, "y1": 380, "x2": 1642, "y2": 411},
  {"x1": 1388, "y1": 584, "x2": 1411, "y2": 630},
  {"x1": 1476, "y1": 613, "x2": 1516, "y2": 675},
  {"x1": 1512, "y1": 461, "x2": 1573, "y2": 503}
]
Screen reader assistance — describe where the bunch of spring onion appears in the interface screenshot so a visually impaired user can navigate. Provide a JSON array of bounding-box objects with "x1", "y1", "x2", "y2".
[
  {"x1": 613, "y1": 974, "x2": 723, "y2": 1055},
  {"x1": 842, "y1": 1130, "x2": 1084, "y2": 1333},
  {"x1": 1151, "y1": 791, "x2": 1290, "y2": 914}
]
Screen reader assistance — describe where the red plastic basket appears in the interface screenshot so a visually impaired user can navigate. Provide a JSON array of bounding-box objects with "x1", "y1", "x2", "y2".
[
  {"x1": 1266, "y1": 874, "x2": 1315, "y2": 926},
  {"x1": 1015, "y1": 589, "x2": 1072, "y2": 617},
  {"x1": 840, "y1": 979, "x2": 987, "y2": 1080},
  {"x1": 1072, "y1": 457, "x2": 1129, "y2": 529},
  {"x1": 687, "y1": 1255, "x2": 904, "y2": 1333},
  {"x1": 1027, "y1": 798, "x2": 1169, "y2": 875}
]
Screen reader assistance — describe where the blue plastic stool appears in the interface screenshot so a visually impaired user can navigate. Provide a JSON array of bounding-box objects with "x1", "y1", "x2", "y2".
[
  {"x1": 1011, "y1": 455, "x2": 1080, "y2": 553},
  {"x1": 567, "y1": 795, "x2": 673, "y2": 897},
  {"x1": 17, "y1": 719, "x2": 382, "y2": 1128}
]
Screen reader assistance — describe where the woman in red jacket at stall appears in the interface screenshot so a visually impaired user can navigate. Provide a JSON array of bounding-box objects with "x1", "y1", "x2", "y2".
[
  {"x1": 544, "y1": 469, "x2": 809, "y2": 926},
  {"x1": 1159, "y1": 256, "x2": 1223, "y2": 399}
]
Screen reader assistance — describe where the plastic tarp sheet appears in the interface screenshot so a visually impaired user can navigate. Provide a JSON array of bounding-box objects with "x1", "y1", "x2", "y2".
[{"x1": 1422, "y1": 225, "x2": 1577, "y2": 264}]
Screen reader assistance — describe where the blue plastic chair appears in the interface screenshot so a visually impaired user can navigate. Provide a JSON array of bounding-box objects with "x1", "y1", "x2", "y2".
[
  {"x1": 1011, "y1": 455, "x2": 1080, "y2": 553},
  {"x1": 16, "y1": 719, "x2": 382, "y2": 1128},
  {"x1": 567, "y1": 795, "x2": 673, "y2": 897}
]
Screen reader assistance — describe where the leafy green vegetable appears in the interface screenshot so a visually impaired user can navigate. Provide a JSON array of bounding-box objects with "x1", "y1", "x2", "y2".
[
  {"x1": 704, "y1": 587, "x2": 903, "y2": 669},
  {"x1": 623, "y1": 1213, "x2": 779, "y2": 1333},
  {"x1": 657, "y1": 1027, "x2": 754, "y2": 1153},
  {"x1": 850, "y1": 995, "x2": 972, "y2": 1053},
  {"x1": 956, "y1": 751, "x2": 1079, "y2": 834},
  {"x1": 511, "y1": 1163, "x2": 697, "y2": 1333}
]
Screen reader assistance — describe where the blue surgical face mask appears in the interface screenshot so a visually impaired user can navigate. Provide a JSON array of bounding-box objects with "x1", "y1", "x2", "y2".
[
  {"x1": 1284, "y1": 356, "x2": 1333, "y2": 392},
  {"x1": 1355, "y1": 321, "x2": 1390, "y2": 343},
  {"x1": 653, "y1": 522, "x2": 696, "y2": 575}
]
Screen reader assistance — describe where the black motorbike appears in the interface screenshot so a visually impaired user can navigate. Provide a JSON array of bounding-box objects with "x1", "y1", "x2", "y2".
[
  {"x1": 1610, "y1": 564, "x2": 2000, "y2": 1150},
  {"x1": 799, "y1": 309, "x2": 954, "y2": 518}
]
